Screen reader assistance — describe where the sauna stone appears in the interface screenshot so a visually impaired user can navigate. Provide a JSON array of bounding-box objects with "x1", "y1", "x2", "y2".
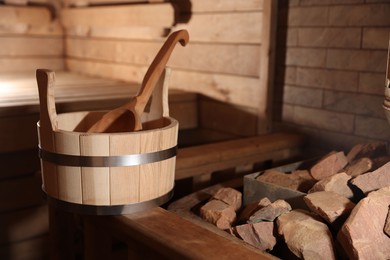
[
  {"x1": 344, "y1": 157, "x2": 373, "y2": 177},
  {"x1": 200, "y1": 200, "x2": 236, "y2": 230},
  {"x1": 337, "y1": 186, "x2": 390, "y2": 259},
  {"x1": 256, "y1": 169, "x2": 314, "y2": 192},
  {"x1": 237, "y1": 197, "x2": 271, "y2": 223},
  {"x1": 346, "y1": 142, "x2": 388, "y2": 162},
  {"x1": 309, "y1": 151, "x2": 348, "y2": 180},
  {"x1": 277, "y1": 209, "x2": 336, "y2": 260},
  {"x1": 248, "y1": 199, "x2": 291, "y2": 223},
  {"x1": 212, "y1": 187, "x2": 242, "y2": 211},
  {"x1": 385, "y1": 207, "x2": 390, "y2": 238},
  {"x1": 308, "y1": 172, "x2": 354, "y2": 199},
  {"x1": 303, "y1": 191, "x2": 355, "y2": 229},
  {"x1": 233, "y1": 222, "x2": 276, "y2": 251},
  {"x1": 351, "y1": 161, "x2": 390, "y2": 194}
]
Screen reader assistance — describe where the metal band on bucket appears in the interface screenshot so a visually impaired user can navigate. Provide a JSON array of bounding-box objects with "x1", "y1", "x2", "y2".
[
  {"x1": 46, "y1": 189, "x2": 174, "y2": 215},
  {"x1": 38, "y1": 145, "x2": 177, "y2": 167}
]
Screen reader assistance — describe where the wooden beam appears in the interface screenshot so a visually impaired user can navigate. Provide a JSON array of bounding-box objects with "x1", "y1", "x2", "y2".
[
  {"x1": 61, "y1": 4, "x2": 174, "y2": 28},
  {"x1": 101, "y1": 207, "x2": 277, "y2": 259},
  {"x1": 175, "y1": 132, "x2": 304, "y2": 180}
]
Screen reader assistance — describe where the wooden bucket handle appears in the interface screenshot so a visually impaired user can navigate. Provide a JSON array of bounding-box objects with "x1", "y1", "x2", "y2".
[
  {"x1": 145, "y1": 67, "x2": 171, "y2": 121},
  {"x1": 37, "y1": 69, "x2": 58, "y2": 134}
]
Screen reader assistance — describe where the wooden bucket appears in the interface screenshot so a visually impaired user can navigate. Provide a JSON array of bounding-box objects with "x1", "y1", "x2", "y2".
[{"x1": 37, "y1": 69, "x2": 178, "y2": 215}]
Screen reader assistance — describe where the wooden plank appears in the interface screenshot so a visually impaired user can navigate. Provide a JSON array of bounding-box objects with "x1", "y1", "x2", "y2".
[
  {"x1": 61, "y1": 4, "x2": 174, "y2": 28},
  {"x1": 0, "y1": 36, "x2": 63, "y2": 56},
  {"x1": 175, "y1": 132, "x2": 304, "y2": 180},
  {"x1": 199, "y1": 97, "x2": 258, "y2": 137},
  {"x1": 0, "y1": 149, "x2": 40, "y2": 180},
  {"x1": 104, "y1": 207, "x2": 276, "y2": 259},
  {"x1": 54, "y1": 131, "x2": 83, "y2": 204},
  {"x1": 189, "y1": 0, "x2": 264, "y2": 12},
  {"x1": 63, "y1": 0, "x2": 163, "y2": 7},
  {"x1": 0, "y1": 6, "x2": 52, "y2": 26},
  {"x1": 0, "y1": 114, "x2": 39, "y2": 153},
  {"x1": 65, "y1": 59, "x2": 262, "y2": 109},
  {"x1": 0, "y1": 173, "x2": 44, "y2": 213},
  {"x1": 109, "y1": 134, "x2": 141, "y2": 205},
  {"x1": 139, "y1": 130, "x2": 160, "y2": 201},
  {"x1": 173, "y1": 12, "x2": 263, "y2": 44},
  {"x1": 65, "y1": 25, "x2": 167, "y2": 40},
  {"x1": 65, "y1": 38, "x2": 260, "y2": 77},
  {"x1": 0, "y1": 235, "x2": 49, "y2": 260},
  {"x1": 257, "y1": 0, "x2": 278, "y2": 134},
  {"x1": 0, "y1": 57, "x2": 64, "y2": 72},
  {"x1": 80, "y1": 134, "x2": 110, "y2": 205},
  {"x1": 0, "y1": 205, "x2": 48, "y2": 244}
]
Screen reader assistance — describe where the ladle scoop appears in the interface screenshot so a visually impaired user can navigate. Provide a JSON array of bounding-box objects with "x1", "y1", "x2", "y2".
[{"x1": 87, "y1": 29, "x2": 189, "y2": 133}]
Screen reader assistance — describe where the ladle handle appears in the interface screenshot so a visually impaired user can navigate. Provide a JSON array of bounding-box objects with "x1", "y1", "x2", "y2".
[{"x1": 134, "y1": 29, "x2": 189, "y2": 113}]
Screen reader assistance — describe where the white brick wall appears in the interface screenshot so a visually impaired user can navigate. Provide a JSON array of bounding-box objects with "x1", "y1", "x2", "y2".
[{"x1": 276, "y1": 1, "x2": 390, "y2": 153}]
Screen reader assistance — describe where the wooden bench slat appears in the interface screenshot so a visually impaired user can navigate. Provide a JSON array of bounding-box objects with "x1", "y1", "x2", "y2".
[
  {"x1": 176, "y1": 132, "x2": 304, "y2": 180},
  {"x1": 102, "y1": 207, "x2": 277, "y2": 259}
]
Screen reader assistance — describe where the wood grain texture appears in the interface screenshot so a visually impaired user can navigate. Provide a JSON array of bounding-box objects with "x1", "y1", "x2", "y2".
[
  {"x1": 61, "y1": 3, "x2": 174, "y2": 28},
  {"x1": 175, "y1": 132, "x2": 304, "y2": 180},
  {"x1": 104, "y1": 207, "x2": 277, "y2": 259},
  {"x1": 109, "y1": 134, "x2": 141, "y2": 205},
  {"x1": 54, "y1": 131, "x2": 83, "y2": 204},
  {"x1": 80, "y1": 134, "x2": 110, "y2": 205}
]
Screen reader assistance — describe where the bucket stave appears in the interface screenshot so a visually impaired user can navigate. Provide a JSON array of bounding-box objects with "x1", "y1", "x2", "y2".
[{"x1": 37, "y1": 69, "x2": 178, "y2": 215}]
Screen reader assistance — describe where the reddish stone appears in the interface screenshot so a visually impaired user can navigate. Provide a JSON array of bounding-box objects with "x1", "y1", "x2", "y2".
[
  {"x1": 310, "y1": 151, "x2": 348, "y2": 181},
  {"x1": 345, "y1": 157, "x2": 373, "y2": 177},
  {"x1": 248, "y1": 200, "x2": 292, "y2": 223},
  {"x1": 277, "y1": 209, "x2": 336, "y2": 259},
  {"x1": 385, "y1": 207, "x2": 390, "y2": 238},
  {"x1": 199, "y1": 200, "x2": 236, "y2": 230},
  {"x1": 290, "y1": 170, "x2": 317, "y2": 192},
  {"x1": 308, "y1": 172, "x2": 354, "y2": 199},
  {"x1": 337, "y1": 187, "x2": 390, "y2": 259},
  {"x1": 234, "y1": 222, "x2": 277, "y2": 251},
  {"x1": 351, "y1": 161, "x2": 390, "y2": 194},
  {"x1": 237, "y1": 197, "x2": 271, "y2": 223},
  {"x1": 212, "y1": 187, "x2": 242, "y2": 211},
  {"x1": 346, "y1": 142, "x2": 388, "y2": 162},
  {"x1": 256, "y1": 169, "x2": 299, "y2": 190},
  {"x1": 303, "y1": 191, "x2": 355, "y2": 230},
  {"x1": 256, "y1": 169, "x2": 315, "y2": 192}
]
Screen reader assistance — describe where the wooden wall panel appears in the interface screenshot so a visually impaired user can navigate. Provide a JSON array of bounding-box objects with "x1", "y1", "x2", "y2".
[
  {"x1": 0, "y1": 6, "x2": 65, "y2": 72},
  {"x1": 62, "y1": 0, "x2": 276, "y2": 134}
]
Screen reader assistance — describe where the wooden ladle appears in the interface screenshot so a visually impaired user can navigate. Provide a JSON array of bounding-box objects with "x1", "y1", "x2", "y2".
[{"x1": 87, "y1": 29, "x2": 189, "y2": 133}]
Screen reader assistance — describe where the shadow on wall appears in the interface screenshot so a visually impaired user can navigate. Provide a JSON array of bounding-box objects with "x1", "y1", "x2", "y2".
[{"x1": 273, "y1": 0, "x2": 289, "y2": 123}]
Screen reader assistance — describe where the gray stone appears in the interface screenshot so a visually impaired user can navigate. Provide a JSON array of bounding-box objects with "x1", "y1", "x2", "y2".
[
  {"x1": 351, "y1": 161, "x2": 390, "y2": 194},
  {"x1": 303, "y1": 191, "x2": 355, "y2": 229},
  {"x1": 212, "y1": 187, "x2": 242, "y2": 211},
  {"x1": 308, "y1": 172, "x2": 354, "y2": 199},
  {"x1": 199, "y1": 200, "x2": 236, "y2": 230},
  {"x1": 337, "y1": 187, "x2": 390, "y2": 259},
  {"x1": 310, "y1": 151, "x2": 348, "y2": 181},
  {"x1": 234, "y1": 222, "x2": 277, "y2": 251},
  {"x1": 277, "y1": 209, "x2": 336, "y2": 260},
  {"x1": 248, "y1": 199, "x2": 292, "y2": 223}
]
